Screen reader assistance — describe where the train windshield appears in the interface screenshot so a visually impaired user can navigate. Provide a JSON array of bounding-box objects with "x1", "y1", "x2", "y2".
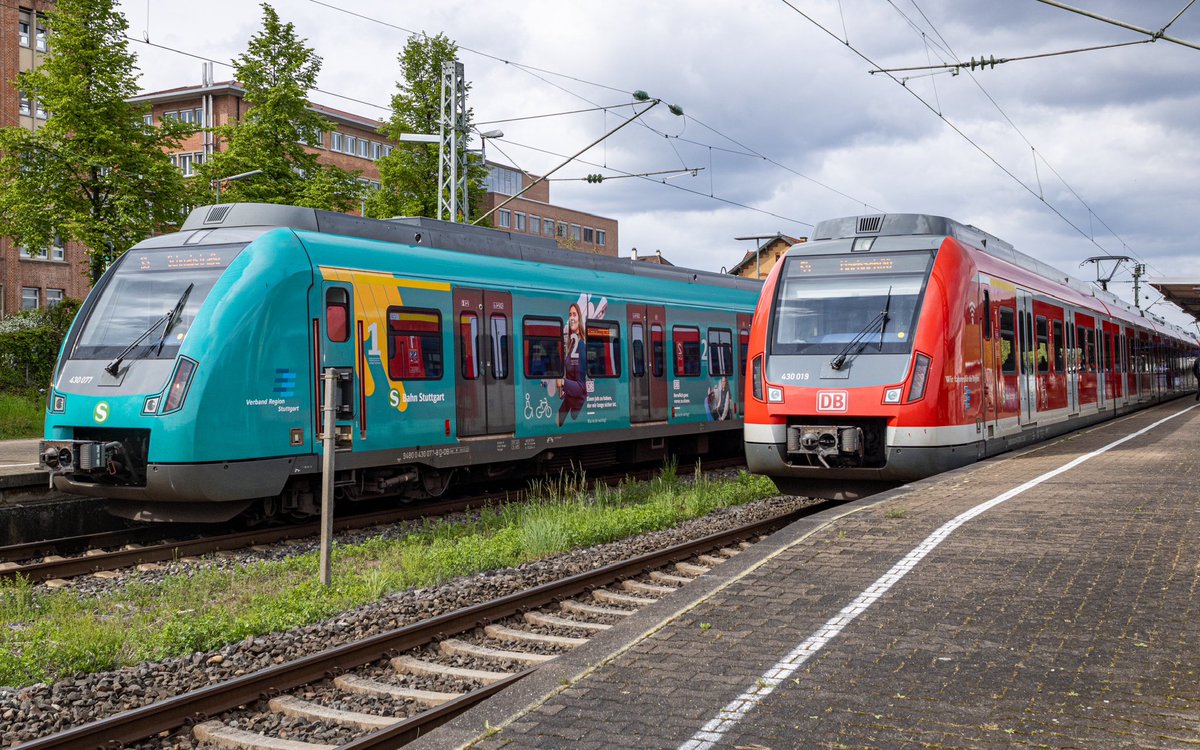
[
  {"x1": 771, "y1": 251, "x2": 934, "y2": 355},
  {"x1": 70, "y1": 244, "x2": 246, "y2": 360}
]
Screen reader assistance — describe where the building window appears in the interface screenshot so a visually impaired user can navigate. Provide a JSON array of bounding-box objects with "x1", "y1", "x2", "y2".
[
  {"x1": 596, "y1": 230, "x2": 606, "y2": 247},
  {"x1": 528, "y1": 215, "x2": 539, "y2": 233},
  {"x1": 18, "y1": 245, "x2": 32, "y2": 259},
  {"x1": 163, "y1": 110, "x2": 178, "y2": 121},
  {"x1": 514, "y1": 212, "x2": 525, "y2": 232},
  {"x1": 358, "y1": 139, "x2": 369, "y2": 158},
  {"x1": 583, "y1": 227, "x2": 594, "y2": 243},
  {"x1": 34, "y1": 99, "x2": 47, "y2": 119},
  {"x1": 21, "y1": 288, "x2": 39, "y2": 311},
  {"x1": 557, "y1": 222, "x2": 567, "y2": 238},
  {"x1": 543, "y1": 218, "x2": 554, "y2": 236},
  {"x1": 45, "y1": 289, "x2": 64, "y2": 307},
  {"x1": 330, "y1": 132, "x2": 343, "y2": 152},
  {"x1": 173, "y1": 152, "x2": 204, "y2": 177},
  {"x1": 382, "y1": 144, "x2": 392, "y2": 158},
  {"x1": 19, "y1": 93, "x2": 31, "y2": 117},
  {"x1": 34, "y1": 15, "x2": 47, "y2": 52},
  {"x1": 484, "y1": 164, "x2": 522, "y2": 196},
  {"x1": 51, "y1": 236, "x2": 64, "y2": 261},
  {"x1": 498, "y1": 209, "x2": 511, "y2": 228},
  {"x1": 143, "y1": 113, "x2": 153, "y2": 126},
  {"x1": 18, "y1": 10, "x2": 31, "y2": 47},
  {"x1": 344, "y1": 135, "x2": 357, "y2": 155},
  {"x1": 570, "y1": 224, "x2": 581, "y2": 241},
  {"x1": 372, "y1": 142, "x2": 382, "y2": 160}
]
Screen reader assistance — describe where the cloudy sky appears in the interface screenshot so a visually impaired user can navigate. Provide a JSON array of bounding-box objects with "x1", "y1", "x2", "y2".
[{"x1": 116, "y1": 0, "x2": 1200, "y2": 327}]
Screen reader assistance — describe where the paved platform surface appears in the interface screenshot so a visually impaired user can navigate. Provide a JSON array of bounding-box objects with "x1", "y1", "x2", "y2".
[
  {"x1": 416, "y1": 399, "x2": 1200, "y2": 750},
  {"x1": 0, "y1": 438, "x2": 44, "y2": 482}
]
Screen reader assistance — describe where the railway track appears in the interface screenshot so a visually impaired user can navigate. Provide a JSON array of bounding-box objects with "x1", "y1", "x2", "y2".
[
  {"x1": 14, "y1": 501, "x2": 824, "y2": 750},
  {"x1": 0, "y1": 458, "x2": 746, "y2": 584}
]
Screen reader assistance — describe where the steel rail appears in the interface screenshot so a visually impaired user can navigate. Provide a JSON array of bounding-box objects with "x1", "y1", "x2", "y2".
[
  {"x1": 2, "y1": 459, "x2": 745, "y2": 583},
  {"x1": 15, "y1": 501, "x2": 814, "y2": 750}
]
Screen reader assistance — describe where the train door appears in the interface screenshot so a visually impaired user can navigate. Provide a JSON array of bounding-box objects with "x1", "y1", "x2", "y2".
[
  {"x1": 453, "y1": 288, "x2": 515, "y2": 437},
  {"x1": 1064, "y1": 311, "x2": 1079, "y2": 414},
  {"x1": 736, "y1": 313, "x2": 753, "y2": 412},
  {"x1": 1095, "y1": 321, "x2": 1107, "y2": 410},
  {"x1": 627, "y1": 304, "x2": 668, "y2": 423},
  {"x1": 320, "y1": 283, "x2": 359, "y2": 443},
  {"x1": 1016, "y1": 289, "x2": 1036, "y2": 424},
  {"x1": 1103, "y1": 320, "x2": 1122, "y2": 408},
  {"x1": 980, "y1": 284, "x2": 999, "y2": 440}
]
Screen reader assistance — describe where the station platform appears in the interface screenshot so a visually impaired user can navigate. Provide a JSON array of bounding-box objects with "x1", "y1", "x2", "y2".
[
  {"x1": 415, "y1": 399, "x2": 1200, "y2": 749},
  {"x1": 0, "y1": 438, "x2": 45, "y2": 486}
]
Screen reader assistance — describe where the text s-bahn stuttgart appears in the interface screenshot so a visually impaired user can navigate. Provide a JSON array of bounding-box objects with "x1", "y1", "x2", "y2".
[
  {"x1": 745, "y1": 213, "x2": 1200, "y2": 500},
  {"x1": 39, "y1": 203, "x2": 761, "y2": 523}
]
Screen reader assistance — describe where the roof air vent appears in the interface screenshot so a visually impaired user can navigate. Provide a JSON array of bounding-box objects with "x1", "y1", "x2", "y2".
[
  {"x1": 203, "y1": 205, "x2": 233, "y2": 225},
  {"x1": 856, "y1": 215, "x2": 883, "y2": 234}
]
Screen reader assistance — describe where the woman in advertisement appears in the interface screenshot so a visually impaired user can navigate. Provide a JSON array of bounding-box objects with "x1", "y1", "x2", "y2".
[{"x1": 556, "y1": 302, "x2": 587, "y2": 426}]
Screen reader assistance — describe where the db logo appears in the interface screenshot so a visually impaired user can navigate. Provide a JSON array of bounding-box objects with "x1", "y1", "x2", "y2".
[{"x1": 816, "y1": 391, "x2": 848, "y2": 412}]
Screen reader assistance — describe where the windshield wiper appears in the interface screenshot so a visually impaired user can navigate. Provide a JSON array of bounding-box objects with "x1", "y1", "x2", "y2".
[
  {"x1": 830, "y1": 289, "x2": 893, "y2": 371},
  {"x1": 877, "y1": 286, "x2": 893, "y2": 351},
  {"x1": 104, "y1": 283, "x2": 194, "y2": 376},
  {"x1": 155, "y1": 283, "x2": 194, "y2": 355}
]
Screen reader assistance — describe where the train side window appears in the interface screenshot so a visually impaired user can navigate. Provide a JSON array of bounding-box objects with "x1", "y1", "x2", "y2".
[
  {"x1": 490, "y1": 315, "x2": 509, "y2": 380},
  {"x1": 1085, "y1": 328, "x2": 1097, "y2": 373},
  {"x1": 523, "y1": 317, "x2": 563, "y2": 378},
  {"x1": 708, "y1": 328, "x2": 734, "y2": 376},
  {"x1": 1106, "y1": 332, "x2": 1115, "y2": 373},
  {"x1": 999, "y1": 308, "x2": 1016, "y2": 374},
  {"x1": 673, "y1": 326, "x2": 702, "y2": 377},
  {"x1": 1035, "y1": 316, "x2": 1049, "y2": 373},
  {"x1": 387, "y1": 307, "x2": 443, "y2": 380},
  {"x1": 1052, "y1": 320, "x2": 1065, "y2": 373},
  {"x1": 325, "y1": 288, "x2": 349, "y2": 343},
  {"x1": 739, "y1": 328, "x2": 750, "y2": 374},
  {"x1": 983, "y1": 290, "x2": 992, "y2": 340},
  {"x1": 651, "y1": 324, "x2": 665, "y2": 377},
  {"x1": 586, "y1": 321, "x2": 621, "y2": 378},
  {"x1": 631, "y1": 323, "x2": 646, "y2": 378},
  {"x1": 459, "y1": 312, "x2": 480, "y2": 380},
  {"x1": 1076, "y1": 325, "x2": 1087, "y2": 371}
]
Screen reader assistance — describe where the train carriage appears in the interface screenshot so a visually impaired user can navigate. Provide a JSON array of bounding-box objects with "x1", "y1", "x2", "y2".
[
  {"x1": 39, "y1": 204, "x2": 760, "y2": 522},
  {"x1": 744, "y1": 213, "x2": 1199, "y2": 500}
]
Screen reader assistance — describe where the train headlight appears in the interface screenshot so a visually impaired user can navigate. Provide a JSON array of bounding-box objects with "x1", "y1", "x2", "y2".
[
  {"x1": 49, "y1": 392, "x2": 66, "y2": 413},
  {"x1": 162, "y1": 357, "x2": 198, "y2": 413},
  {"x1": 142, "y1": 396, "x2": 161, "y2": 415},
  {"x1": 767, "y1": 386, "x2": 783, "y2": 403},
  {"x1": 907, "y1": 353, "x2": 932, "y2": 402},
  {"x1": 883, "y1": 387, "x2": 903, "y2": 404},
  {"x1": 752, "y1": 355, "x2": 764, "y2": 401}
]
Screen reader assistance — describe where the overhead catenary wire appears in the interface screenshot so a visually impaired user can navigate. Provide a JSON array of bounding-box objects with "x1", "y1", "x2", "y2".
[{"x1": 777, "y1": 0, "x2": 1156, "y2": 281}]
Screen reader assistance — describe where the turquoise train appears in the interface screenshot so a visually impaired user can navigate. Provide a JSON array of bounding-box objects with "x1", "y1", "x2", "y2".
[{"x1": 39, "y1": 204, "x2": 761, "y2": 522}]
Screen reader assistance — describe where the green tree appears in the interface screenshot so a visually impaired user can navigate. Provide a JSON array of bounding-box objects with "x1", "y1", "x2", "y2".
[
  {"x1": 196, "y1": 4, "x2": 362, "y2": 212},
  {"x1": 367, "y1": 33, "x2": 488, "y2": 221},
  {"x1": 0, "y1": 0, "x2": 192, "y2": 283}
]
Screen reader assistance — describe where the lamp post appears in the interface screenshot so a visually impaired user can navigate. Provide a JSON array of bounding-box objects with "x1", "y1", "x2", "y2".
[{"x1": 214, "y1": 168, "x2": 264, "y2": 204}]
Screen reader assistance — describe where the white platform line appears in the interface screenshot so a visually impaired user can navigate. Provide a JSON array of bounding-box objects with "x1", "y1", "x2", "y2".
[{"x1": 679, "y1": 403, "x2": 1198, "y2": 750}]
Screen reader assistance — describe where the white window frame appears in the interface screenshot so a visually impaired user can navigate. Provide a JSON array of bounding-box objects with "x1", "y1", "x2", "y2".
[
  {"x1": 514, "y1": 212, "x2": 525, "y2": 232},
  {"x1": 45, "y1": 289, "x2": 64, "y2": 307},
  {"x1": 498, "y1": 209, "x2": 511, "y2": 228},
  {"x1": 570, "y1": 224, "x2": 581, "y2": 241},
  {"x1": 330, "y1": 132, "x2": 343, "y2": 152},
  {"x1": 18, "y1": 11, "x2": 30, "y2": 47},
  {"x1": 345, "y1": 135, "x2": 357, "y2": 155},
  {"x1": 21, "y1": 287, "x2": 39, "y2": 311},
  {"x1": 358, "y1": 139, "x2": 369, "y2": 158},
  {"x1": 34, "y1": 16, "x2": 46, "y2": 52},
  {"x1": 19, "y1": 93, "x2": 31, "y2": 117},
  {"x1": 597, "y1": 229, "x2": 607, "y2": 247}
]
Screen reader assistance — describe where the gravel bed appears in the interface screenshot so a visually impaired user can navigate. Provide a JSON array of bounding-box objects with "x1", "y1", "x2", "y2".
[{"x1": 1, "y1": 492, "x2": 812, "y2": 748}]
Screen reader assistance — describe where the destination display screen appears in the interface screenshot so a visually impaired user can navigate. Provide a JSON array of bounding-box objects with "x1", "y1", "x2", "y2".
[
  {"x1": 129, "y1": 245, "x2": 244, "y2": 272},
  {"x1": 784, "y1": 251, "x2": 932, "y2": 278}
]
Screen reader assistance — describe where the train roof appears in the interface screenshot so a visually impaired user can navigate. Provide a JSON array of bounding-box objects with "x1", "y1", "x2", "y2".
[
  {"x1": 180, "y1": 203, "x2": 761, "y2": 294},
  {"x1": 810, "y1": 213, "x2": 1197, "y2": 343}
]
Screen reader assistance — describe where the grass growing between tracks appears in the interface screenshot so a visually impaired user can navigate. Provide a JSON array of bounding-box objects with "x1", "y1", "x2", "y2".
[
  {"x1": 0, "y1": 466, "x2": 777, "y2": 687},
  {"x1": 0, "y1": 391, "x2": 43, "y2": 440}
]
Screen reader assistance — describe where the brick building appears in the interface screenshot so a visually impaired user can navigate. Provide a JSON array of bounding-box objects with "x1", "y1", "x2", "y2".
[
  {"x1": 0, "y1": 1, "x2": 91, "y2": 317},
  {"x1": 128, "y1": 76, "x2": 392, "y2": 210},
  {"x1": 729, "y1": 234, "x2": 806, "y2": 280},
  {"x1": 482, "y1": 163, "x2": 618, "y2": 256}
]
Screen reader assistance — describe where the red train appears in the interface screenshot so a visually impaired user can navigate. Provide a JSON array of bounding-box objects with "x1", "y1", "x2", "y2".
[{"x1": 744, "y1": 213, "x2": 1200, "y2": 499}]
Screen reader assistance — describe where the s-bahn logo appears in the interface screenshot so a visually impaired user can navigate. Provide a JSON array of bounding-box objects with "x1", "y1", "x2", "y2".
[
  {"x1": 816, "y1": 390, "x2": 848, "y2": 412},
  {"x1": 93, "y1": 402, "x2": 110, "y2": 423}
]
